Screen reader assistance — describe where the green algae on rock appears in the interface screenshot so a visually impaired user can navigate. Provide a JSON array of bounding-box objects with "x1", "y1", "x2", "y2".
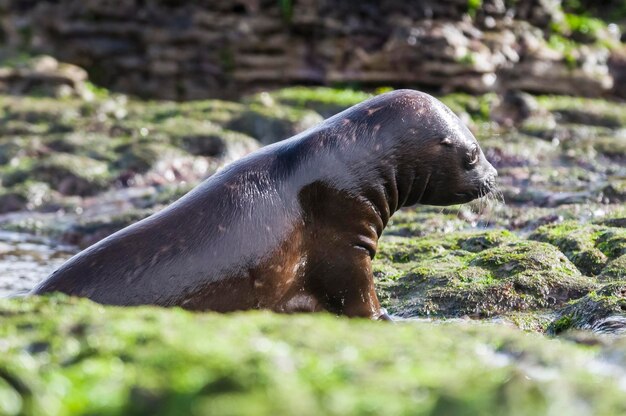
[
  {"x1": 530, "y1": 221, "x2": 626, "y2": 276},
  {"x1": 383, "y1": 208, "x2": 472, "y2": 237},
  {"x1": 227, "y1": 103, "x2": 323, "y2": 144},
  {"x1": 248, "y1": 87, "x2": 374, "y2": 118},
  {"x1": 549, "y1": 282, "x2": 626, "y2": 335},
  {"x1": 30, "y1": 153, "x2": 112, "y2": 197},
  {"x1": 0, "y1": 181, "x2": 54, "y2": 214},
  {"x1": 60, "y1": 208, "x2": 155, "y2": 248},
  {"x1": 1, "y1": 295, "x2": 626, "y2": 416},
  {"x1": 601, "y1": 254, "x2": 626, "y2": 281},
  {"x1": 377, "y1": 237, "x2": 594, "y2": 318}
]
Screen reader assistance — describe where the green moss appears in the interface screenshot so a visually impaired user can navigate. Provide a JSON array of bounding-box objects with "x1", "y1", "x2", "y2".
[
  {"x1": 32, "y1": 153, "x2": 112, "y2": 196},
  {"x1": 83, "y1": 81, "x2": 110, "y2": 100},
  {"x1": 383, "y1": 208, "x2": 468, "y2": 237},
  {"x1": 552, "y1": 13, "x2": 618, "y2": 49},
  {"x1": 549, "y1": 282, "x2": 626, "y2": 334},
  {"x1": 255, "y1": 87, "x2": 372, "y2": 117},
  {"x1": 504, "y1": 312, "x2": 553, "y2": 333},
  {"x1": 596, "y1": 229, "x2": 626, "y2": 259},
  {"x1": 600, "y1": 254, "x2": 626, "y2": 281},
  {"x1": 551, "y1": 315, "x2": 574, "y2": 333},
  {"x1": 0, "y1": 181, "x2": 53, "y2": 213},
  {"x1": 467, "y1": 0, "x2": 483, "y2": 18},
  {"x1": 1, "y1": 296, "x2": 626, "y2": 415},
  {"x1": 113, "y1": 141, "x2": 186, "y2": 173},
  {"x1": 530, "y1": 221, "x2": 626, "y2": 276},
  {"x1": 376, "y1": 230, "x2": 516, "y2": 266},
  {"x1": 226, "y1": 103, "x2": 322, "y2": 144},
  {"x1": 379, "y1": 240, "x2": 594, "y2": 318},
  {"x1": 535, "y1": 95, "x2": 626, "y2": 126},
  {"x1": 438, "y1": 93, "x2": 495, "y2": 122}
]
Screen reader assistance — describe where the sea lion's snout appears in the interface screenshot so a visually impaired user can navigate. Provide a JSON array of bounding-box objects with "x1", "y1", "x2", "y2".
[{"x1": 479, "y1": 159, "x2": 498, "y2": 194}]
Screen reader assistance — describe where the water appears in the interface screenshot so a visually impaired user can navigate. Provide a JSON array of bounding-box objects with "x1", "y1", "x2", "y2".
[{"x1": 0, "y1": 231, "x2": 76, "y2": 297}]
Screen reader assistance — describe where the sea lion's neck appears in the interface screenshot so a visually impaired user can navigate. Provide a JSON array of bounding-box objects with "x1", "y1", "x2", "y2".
[{"x1": 354, "y1": 129, "x2": 433, "y2": 218}]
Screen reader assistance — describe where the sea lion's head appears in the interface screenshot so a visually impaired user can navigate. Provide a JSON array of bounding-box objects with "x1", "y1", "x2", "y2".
[{"x1": 390, "y1": 90, "x2": 498, "y2": 206}]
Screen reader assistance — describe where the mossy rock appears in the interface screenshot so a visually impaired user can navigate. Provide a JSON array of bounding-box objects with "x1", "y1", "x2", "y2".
[
  {"x1": 536, "y1": 95, "x2": 626, "y2": 126},
  {"x1": 227, "y1": 103, "x2": 323, "y2": 144},
  {"x1": 169, "y1": 122, "x2": 258, "y2": 158},
  {"x1": 502, "y1": 311, "x2": 554, "y2": 333},
  {"x1": 1, "y1": 295, "x2": 626, "y2": 416},
  {"x1": 113, "y1": 141, "x2": 185, "y2": 174},
  {"x1": 530, "y1": 221, "x2": 626, "y2": 275},
  {"x1": 44, "y1": 132, "x2": 117, "y2": 163},
  {"x1": 250, "y1": 87, "x2": 373, "y2": 118},
  {"x1": 479, "y1": 131, "x2": 560, "y2": 169},
  {"x1": 549, "y1": 282, "x2": 626, "y2": 334},
  {"x1": 376, "y1": 230, "x2": 517, "y2": 265},
  {"x1": 593, "y1": 136, "x2": 626, "y2": 161},
  {"x1": 134, "y1": 99, "x2": 245, "y2": 126},
  {"x1": 596, "y1": 228, "x2": 626, "y2": 258},
  {"x1": 0, "y1": 182, "x2": 54, "y2": 213},
  {"x1": 383, "y1": 208, "x2": 469, "y2": 237},
  {"x1": 0, "y1": 95, "x2": 82, "y2": 135},
  {"x1": 552, "y1": 108, "x2": 622, "y2": 128},
  {"x1": 380, "y1": 240, "x2": 594, "y2": 318},
  {"x1": 600, "y1": 254, "x2": 626, "y2": 281},
  {"x1": 600, "y1": 179, "x2": 626, "y2": 203},
  {"x1": 438, "y1": 93, "x2": 496, "y2": 123},
  {"x1": 0, "y1": 138, "x2": 45, "y2": 165},
  {"x1": 30, "y1": 153, "x2": 111, "y2": 196},
  {"x1": 61, "y1": 209, "x2": 155, "y2": 248}
]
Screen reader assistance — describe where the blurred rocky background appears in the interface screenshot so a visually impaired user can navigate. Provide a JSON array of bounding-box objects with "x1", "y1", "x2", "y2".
[{"x1": 1, "y1": 0, "x2": 625, "y2": 99}]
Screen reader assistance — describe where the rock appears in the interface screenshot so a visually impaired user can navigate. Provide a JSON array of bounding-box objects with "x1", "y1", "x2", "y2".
[
  {"x1": 609, "y1": 52, "x2": 626, "y2": 98},
  {"x1": 158, "y1": 119, "x2": 259, "y2": 158},
  {"x1": 490, "y1": 90, "x2": 539, "y2": 127},
  {"x1": 227, "y1": 103, "x2": 323, "y2": 144},
  {"x1": 601, "y1": 180, "x2": 626, "y2": 203},
  {"x1": 61, "y1": 209, "x2": 154, "y2": 248},
  {"x1": 1, "y1": 295, "x2": 626, "y2": 415},
  {"x1": 1, "y1": 1, "x2": 624, "y2": 99},
  {"x1": 0, "y1": 55, "x2": 88, "y2": 98},
  {"x1": 113, "y1": 142, "x2": 215, "y2": 187},
  {"x1": 549, "y1": 282, "x2": 626, "y2": 335},
  {"x1": 376, "y1": 236, "x2": 594, "y2": 318},
  {"x1": 249, "y1": 87, "x2": 373, "y2": 118},
  {"x1": 31, "y1": 153, "x2": 111, "y2": 196},
  {"x1": 0, "y1": 182, "x2": 54, "y2": 213},
  {"x1": 553, "y1": 109, "x2": 621, "y2": 128},
  {"x1": 529, "y1": 221, "x2": 626, "y2": 276},
  {"x1": 601, "y1": 254, "x2": 626, "y2": 281}
]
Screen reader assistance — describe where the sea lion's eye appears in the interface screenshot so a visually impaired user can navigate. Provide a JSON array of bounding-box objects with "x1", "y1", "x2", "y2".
[
  {"x1": 468, "y1": 147, "x2": 479, "y2": 166},
  {"x1": 440, "y1": 137, "x2": 453, "y2": 146}
]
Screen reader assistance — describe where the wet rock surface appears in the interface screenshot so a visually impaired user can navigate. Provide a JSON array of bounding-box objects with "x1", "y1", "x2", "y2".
[
  {"x1": 376, "y1": 234, "x2": 594, "y2": 318},
  {"x1": 550, "y1": 282, "x2": 626, "y2": 334}
]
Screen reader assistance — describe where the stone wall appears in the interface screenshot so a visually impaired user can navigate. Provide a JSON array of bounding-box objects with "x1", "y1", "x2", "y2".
[{"x1": 0, "y1": 0, "x2": 624, "y2": 99}]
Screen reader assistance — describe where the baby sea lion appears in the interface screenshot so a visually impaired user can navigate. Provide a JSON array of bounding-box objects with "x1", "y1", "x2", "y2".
[{"x1": 32, "y1": 90, "x2": 498, "y2": 320}]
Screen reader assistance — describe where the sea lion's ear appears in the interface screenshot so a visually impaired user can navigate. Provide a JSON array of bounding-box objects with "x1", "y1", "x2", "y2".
[{"x1": 440, "y1": 137, "x2": 453, "y2": 146}]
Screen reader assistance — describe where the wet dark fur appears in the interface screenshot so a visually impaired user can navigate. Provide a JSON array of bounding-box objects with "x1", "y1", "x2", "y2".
[{"x1": 32, "y1": 90, "x2": 497, "y2": 319}]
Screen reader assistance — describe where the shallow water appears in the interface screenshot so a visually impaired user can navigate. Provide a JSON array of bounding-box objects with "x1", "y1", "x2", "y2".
[{"x1": 0, "y1": 231, "x2": 76, "y2": 297}]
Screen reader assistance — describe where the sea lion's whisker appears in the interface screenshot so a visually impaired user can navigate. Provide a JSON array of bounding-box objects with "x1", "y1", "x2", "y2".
[{"x1": 416, "y1": 172, "x2": 431, "y2": 203}]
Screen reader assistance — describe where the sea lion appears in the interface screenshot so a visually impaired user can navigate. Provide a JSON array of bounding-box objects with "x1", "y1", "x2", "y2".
[{"x1": 32, "y1": 89, "x2": 497, "y2": 320}]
